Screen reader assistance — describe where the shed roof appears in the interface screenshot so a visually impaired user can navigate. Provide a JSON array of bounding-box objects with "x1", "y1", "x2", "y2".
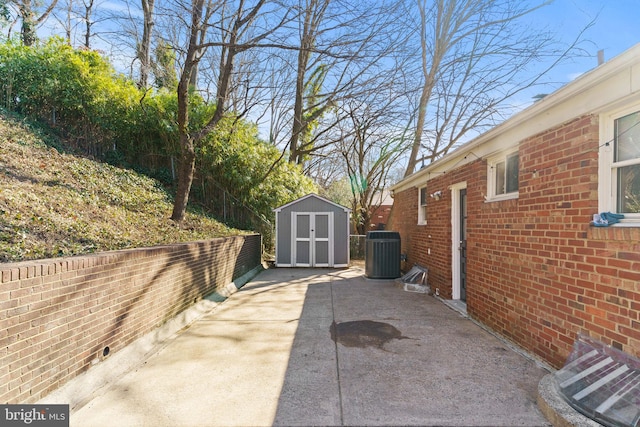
[{"x1": 273, "y1": 193, "x2": 351, "y2": 213}]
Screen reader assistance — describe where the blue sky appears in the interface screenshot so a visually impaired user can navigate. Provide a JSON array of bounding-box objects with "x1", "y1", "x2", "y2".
[
  {"x1": 34, "y1": 0, "x2": 637, "y2": 91},
  {"x1": 29, "y1": 0, "x2": 638, "y2": 140},
  {"x1": 530, "y1": 0, "x2": 639, "y2": 84}
]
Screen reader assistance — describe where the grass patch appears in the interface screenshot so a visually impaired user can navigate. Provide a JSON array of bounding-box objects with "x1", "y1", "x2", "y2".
[{"x1": 0, "y1": 111, "x2": 245, "y2": 263}]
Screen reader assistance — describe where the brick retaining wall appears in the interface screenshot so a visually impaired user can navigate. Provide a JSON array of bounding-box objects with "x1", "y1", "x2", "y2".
[{"x1": 0, "y1": 234, "x2": 261, "y2": 403}]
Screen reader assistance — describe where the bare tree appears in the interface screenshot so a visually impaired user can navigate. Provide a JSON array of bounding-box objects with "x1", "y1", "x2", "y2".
[
  {"x1": 50, "y1": 0, "x2": 74, "y2": 43},
  {"x1": 93, "y1": 0, "x2": 160, "y2": 83},
  {"x1": 7, "y1": 0, "x2": 58, "y2": 45},
  {"x1": 335, "y1": 94, "x2": 410, "y2": 234},
  {"x1": 263, "y1": 55, "x2": 293, "y2": 145},
  {"x1": 284, "y1": 0, "x2": 402, "y2": 166},
  {"x1": 138, "y1": 0, "x2": 155, "y2": 87},
  {"x1": 170, "y1": 0, "x2": 221, "y2": 222},
  {"x1": 80, "y1": 0, "x2": 95, "y2": 47},
  {"x1": 402, "y1": 0, "x2": 588, "y2": 177},
  {"x1": 287, "y1": 0, "x2": 328, "y2": 164},
  {"x1": 48, "y1": 0, "x2": 116, "y2": 49},
  {"x1": 169, "y1": 0, "x2": 291, "y2": 222}
]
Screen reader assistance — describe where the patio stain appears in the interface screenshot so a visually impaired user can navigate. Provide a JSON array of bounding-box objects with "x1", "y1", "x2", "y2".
[{"x1": 330, "y1": 320, "x2": 411, "y2": 349}]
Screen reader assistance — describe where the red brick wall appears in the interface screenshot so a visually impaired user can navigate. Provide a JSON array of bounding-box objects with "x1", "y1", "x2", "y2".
[
  {"x1": 387, "y1": 187, "x2": 418, "y2": 272},
  {"x1": 388, "y1": 160, "x2": 485, "y2": 299},
  {"x1": 389, "y1": 115, "x2": 640, "y2": 368},
  {"x1": 0, "y1": 234, "x2": 261, "y2": 403},
  {"x1": 368, "y1": 205, "x2": 392, "y2": 230}
]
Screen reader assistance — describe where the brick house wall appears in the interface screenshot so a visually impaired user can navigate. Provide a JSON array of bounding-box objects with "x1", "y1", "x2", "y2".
[
  {"x1": 0, "y1": 234, "x2": 262, "y2": 404},
  {"x1": 388, "y1": 160, "x2": 485, "y2": 299},
  {"x1": 388, "y1": 115, "x2": 640, "y2": 369},
  {"x1": 368, "y1": 204, "x2": 392, "y2": 230}
]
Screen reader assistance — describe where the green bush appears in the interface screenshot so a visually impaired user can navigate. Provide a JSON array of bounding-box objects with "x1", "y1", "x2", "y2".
[
  {"x1": 0, "y1": 38, "x2": 316, "y2": 239},
  {"x1": 0, "y1": 38, "x2": 141, "y2": 153},
  {"x1": 198, "y1": 118, "x2": 316, "y2": 222}
]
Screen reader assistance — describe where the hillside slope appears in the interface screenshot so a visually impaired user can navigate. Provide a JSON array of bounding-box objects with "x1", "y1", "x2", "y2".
[{"x1": 0, "y1": 111, "x2": 242, "y2": 263}]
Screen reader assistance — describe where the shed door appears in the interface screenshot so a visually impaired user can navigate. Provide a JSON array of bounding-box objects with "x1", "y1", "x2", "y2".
[{"x1": 293, "y1": 212, "x2": 332, "y2": 267}]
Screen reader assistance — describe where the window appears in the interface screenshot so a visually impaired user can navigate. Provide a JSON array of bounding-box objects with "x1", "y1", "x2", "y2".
[
  {"x1": 418, "y1": 186, "x2": 427, "y2": 224},
  {"x1": 614, "y1": 111, "x2": 640, "y2": 213},
  {"x1": 600, "y1": 107, "x2": 640, "y2": 222},
  {"x1": 487, "y1": 151, "x2": 519, "y2": 201}
]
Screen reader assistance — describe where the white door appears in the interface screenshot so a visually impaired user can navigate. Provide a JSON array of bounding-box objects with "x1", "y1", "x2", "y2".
[
  {"x1": 293, "y1": 212, "x2": 333, "y2": 267},
  {"x1": 451, "y1": 182, "x2": 467, "y2": 300},
  {"x1": 313, "y1": 213, "x2": 330, "y2": 267}
]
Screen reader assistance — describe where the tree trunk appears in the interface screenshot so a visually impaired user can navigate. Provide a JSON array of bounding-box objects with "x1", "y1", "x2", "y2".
[
  {"x1": 19, "y1": 0, "x2": 36, "y2": 46},
  {"x1": 170, "y1": 0, "x2": 203, "y2": 222},
  {"x1": 287, "y1": 0, "x2": 319, "y2": 164},
  {"x1": 171, "y1": 134, "x2": 196, "y2": 221},
  {"x1": 404, "y1": 75, "x2": 434, "y2": 177},
  {"x1": 18, "y1": 0, "x2": 59, "y2": 46},
  {"x1": 403, "y1": 0, "x2": 445, "y2": 177},
  {"x1": 288, "y1": 48, "x2": 307, "y2": 163},
  {"x1": 63, "y1": 0, "x2": 73, "y2": 43},
  {"x1": 139, "y1": 0, "x2": 155, "y2": 88},
  {"x1": 83, "y1": 0, "x2": 94, "y2": 48}
]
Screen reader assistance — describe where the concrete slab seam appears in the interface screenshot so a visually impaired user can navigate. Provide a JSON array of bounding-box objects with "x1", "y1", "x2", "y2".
[{"x1": 329, "y1": 273, "x2": 346, "y2": 426}]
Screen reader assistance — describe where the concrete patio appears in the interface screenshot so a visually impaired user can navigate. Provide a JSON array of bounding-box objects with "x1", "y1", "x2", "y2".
[{"x1": 69, "y1": 265, "x2": 554, "y2": 426}]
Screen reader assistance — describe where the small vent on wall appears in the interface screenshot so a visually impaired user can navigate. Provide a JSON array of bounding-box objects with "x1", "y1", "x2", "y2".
[{"x1": 555, "y1": 334, "x2": 640, "y2": 427}]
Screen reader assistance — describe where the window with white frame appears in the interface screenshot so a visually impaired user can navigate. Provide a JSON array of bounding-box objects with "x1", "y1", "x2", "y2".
[
  {"x1": 600, "y1": 107, "x2": 640, "y2": 221},
  {"x1": 418, "y1": 186, "x2": 427, "y2": 224},
  {"x1": 487, "y1": 151, "x2": 519, "y2": 200}
]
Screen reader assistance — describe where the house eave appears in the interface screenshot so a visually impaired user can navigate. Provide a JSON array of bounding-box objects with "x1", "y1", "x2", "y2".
[{"x1": 392, "y1": 42, "x2": 640, "y2": 193}]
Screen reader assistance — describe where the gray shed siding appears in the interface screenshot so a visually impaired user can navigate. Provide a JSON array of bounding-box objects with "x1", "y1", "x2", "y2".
[{"x1": 274, "y1": 194, "x2": 350, "y2": 267}]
